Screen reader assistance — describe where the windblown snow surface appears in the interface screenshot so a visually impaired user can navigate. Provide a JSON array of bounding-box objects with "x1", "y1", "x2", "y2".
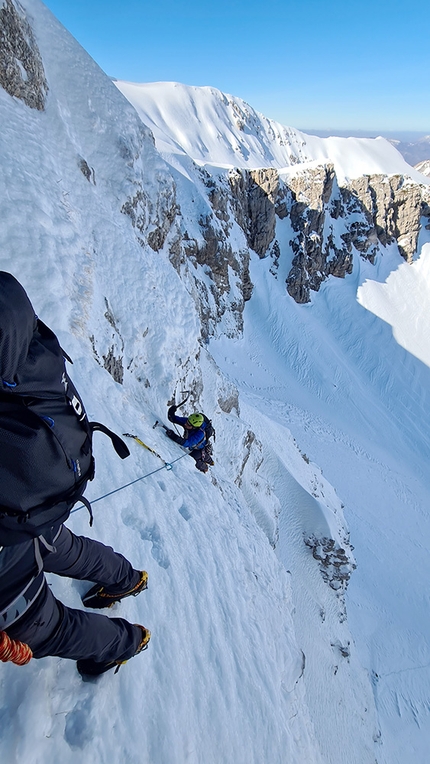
[
  {"x1": 115, "y1": 80, "x2": 429, "y2": 185},
  {"x1": 0, "y1": 2, "x2": 429, "y2": 764}
]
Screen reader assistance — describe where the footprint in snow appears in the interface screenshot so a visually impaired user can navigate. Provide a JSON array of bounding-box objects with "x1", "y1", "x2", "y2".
[
  {"x1": 138, "y1": 523, "x2": 170, "y2": 568},
  {"x1": 64, "y1": 697, "x2": 93, "y2": 750},
  {"x1": 122, "y1": 513, "x2": 170, "y2": 568},
  {"x1": 178, "y1": 504, "x2": 191, "y2": 521}
]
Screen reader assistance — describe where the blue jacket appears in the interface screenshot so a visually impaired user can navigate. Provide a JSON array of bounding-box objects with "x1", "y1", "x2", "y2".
[{"x1": 167, "y1": 408, "x2": 207, "y2": 450}]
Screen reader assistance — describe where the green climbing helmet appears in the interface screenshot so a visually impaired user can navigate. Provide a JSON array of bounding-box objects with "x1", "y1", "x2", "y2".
[{"x1": 187, "y1": 413, "x2": 204, "y2": 428}]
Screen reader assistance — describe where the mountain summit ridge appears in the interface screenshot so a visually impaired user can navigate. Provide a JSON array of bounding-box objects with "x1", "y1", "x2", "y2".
[{"x1": 116, "y1": 79, "x2": 430, "y2": 184}]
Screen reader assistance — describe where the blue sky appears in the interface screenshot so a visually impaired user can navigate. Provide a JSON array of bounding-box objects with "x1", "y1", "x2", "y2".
[{"x1": 43, "y1": 0, "x2": 429, "y2": 132}]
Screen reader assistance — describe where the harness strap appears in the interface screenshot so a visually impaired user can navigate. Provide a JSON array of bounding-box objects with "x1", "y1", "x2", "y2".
[
  {"x1": 0, "y1": 530, "x2": 63, "y2": 629},
  {"x1": 0, "y1": 538, "x2": 46, "y2": 629}
]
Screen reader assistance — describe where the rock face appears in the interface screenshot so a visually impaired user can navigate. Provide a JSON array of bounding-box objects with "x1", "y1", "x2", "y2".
[
  {"x1": 175, "y1": 214, "x2": 252, "y2": 340},
  {"x1": 3, "y1": 0, "x2": 429, "y2": 329},
  {"x1": 0, "y1": 0, "x2": 48, "y2": 110},
  {"x1": 347, "y1": 175, "x2": 424, "y2": 262},
  {"x1": 172, "y1": 162, "x2": 430, "y2": 317},
  {"x1": 286, "y1": 168, "x2": 430, "y2": 303},
  {"x1": 228, "y1": 168, "x2": 284, "y2": 257},
  {"x1": 286, "y1": 165, "x2": 355, "y2": 303},
  {"x1": 190, "y1": 161, "x2": 430, "y2": 310}
]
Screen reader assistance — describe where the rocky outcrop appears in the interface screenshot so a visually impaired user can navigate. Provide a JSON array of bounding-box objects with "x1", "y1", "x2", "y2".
[
  {"x1": 304, "y1": 534, "x2": 356, "y2": 594},
  {"x1": 121, "y1": 121, "x2": 430, "y2": 323},
  {"x1": 172, "y1": 162, "x2": 430, "y2": 321},
  {"x1": 286, "y1": 167, "x2": 430, "y2": 303},
  {"x1": 0, "y1": 0, "x2": 48, "y2": 110},
  {"x1": 347, "y1": 174, "x2": 424, "y2": 263},
  {"x1": 228, "y1": 168, "x2": 287, "y2": 257},
  {"x1": 286, "y1": 165, "x2": 355, "y2": 303},
  {"x1": 178, "y1": 215, "x2": 252, "y2": 339},
  {"x1": 147, "y1": 174, "x2": 179, "y2": 252},
  {"x1": 213, "y1": 162, "x2": 430, "y2": 306},
  {"x1": 79, "y1": 157, "x2": 96, "y2": 184},
  {"x1": 90, "y1": 298, "x2": 125, "y2": 384},
  {"x1": 122, "y1": 177, "x2": 178, "y2": 253},
  {"x1": 304, "y1": 533, "x2": 356, "y2": 623}
]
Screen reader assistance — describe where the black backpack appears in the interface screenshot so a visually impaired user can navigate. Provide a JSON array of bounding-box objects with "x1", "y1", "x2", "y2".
[
  {"x1": 202, "y1": 414, "x2": 215, "y2": 441},
  {"x1": 0, "y1": 273, "x2": 129, "y2": 547}
]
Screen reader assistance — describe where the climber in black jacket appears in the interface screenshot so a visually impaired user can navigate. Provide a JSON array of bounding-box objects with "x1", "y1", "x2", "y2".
[{"x1": 0, "y1": 272, "x2": 149, "y2": 677}]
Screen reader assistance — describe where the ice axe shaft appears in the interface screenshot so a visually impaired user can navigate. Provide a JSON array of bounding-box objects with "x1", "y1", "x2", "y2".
[
  {"x1": 123, "y1": 433, "x2": 172, "y2": 470},
  {"x1": 176, "y1": 390, "x2": 190, "y2": 409}
]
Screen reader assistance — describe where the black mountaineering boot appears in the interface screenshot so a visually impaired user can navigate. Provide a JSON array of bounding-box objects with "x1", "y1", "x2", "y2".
[
  {"x1": 77, "y1": 626, "x2": 151, "y2": 680},
  {"x1": 82, "y1": 571, "x2": 148, "y2": 609}
]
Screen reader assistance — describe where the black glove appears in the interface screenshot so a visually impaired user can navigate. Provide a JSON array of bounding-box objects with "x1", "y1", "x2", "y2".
[{"x1": 165, "y1": 428, "x2": 184, "y2": 445}]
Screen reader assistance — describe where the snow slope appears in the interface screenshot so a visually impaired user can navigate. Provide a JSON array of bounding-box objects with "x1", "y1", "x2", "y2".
[
  {"x1": 115, "y1": 80, "x2": 430, "y2": 185},
  {"x1": 415, "y1": 159, "x2": 430, "y2": 177},
  {"x1": 211, "y1": 236, "x2": 430, "y2": 764},
  {"x1": 0, "y1": 2, "x2": 370, "y2": 763},
  {"x1": 0, "y1": 2, "x2": 430, "y2": 763}
]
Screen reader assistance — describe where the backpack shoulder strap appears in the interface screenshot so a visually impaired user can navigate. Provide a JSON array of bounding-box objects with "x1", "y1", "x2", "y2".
[
  {"x1": 90, "y1": 422, "x2": 130, "y2": 459},
  {"x1": 202, "y1": 415, "x2": 215, "y2": 441}
]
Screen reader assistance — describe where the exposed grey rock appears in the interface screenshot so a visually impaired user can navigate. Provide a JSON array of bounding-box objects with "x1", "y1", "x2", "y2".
[
  {"x1": 147, "y1": 176, "x2": 178, "y2": 252},
  {"x1": 228, "y1": 168, "x2": 281, "y2": 257},
  {"x1": 217, "y1": 391, "x2": 240, "y2": 415},
  {"x1": 235, "y1": 430, "x2": 257, "y2": 488},
  {"x1": 305, "y1": 533, "x2": 356, "y2": 623},
  {"x1": 0, "y1": 0, "x2": 48, "y2": 110},
  {"x1": 285, "y1": 166, "x2": 430, "y2": 302},
  {"x1": 286, "y1": 165, "x2": 354, "y2": 303},
  {"x1": 102, "y1": 347, "x2": 124, "y2": 385},
  {"x1": 90, "y1": 332, "x2": 124, "y2": 385},
  {"x1": 200, "y1": 169, "x2": 232, "y2": 231},
  {"x1": 269, "y1": 239, "x2": 280, "y2": 277},
  {"x1": 122, "y1": 178, "x2": 178, "y2": 252},
  {"x1": 121, "y1": 187, "x2": 148, "y2": 241},
  {"x1": 119, "y1": 116, "x2": 430, "y2": 326},
  {"x1": 79, "y1": 157, "x2": 96, "y2": 184},
  {"x1": 348, "y1": 174, "x2": 424, "y2": 263},
  {"x1": 89, "y1": 299, "x2": 125, "y2": 384},
  {"x1": 422, "y1": 199, "x2": 430, "y2": 231},
  {"x1": 179, "y1": 214, "x2": 252, "y2": 339}
]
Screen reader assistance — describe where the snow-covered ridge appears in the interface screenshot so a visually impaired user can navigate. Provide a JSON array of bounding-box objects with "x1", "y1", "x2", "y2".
[
  {"x1": 415, "y1": 158, "x2": 430, "y2": 177},
  {"x1": 115, "y1": 80, "x2": 430, "y2": 185}
]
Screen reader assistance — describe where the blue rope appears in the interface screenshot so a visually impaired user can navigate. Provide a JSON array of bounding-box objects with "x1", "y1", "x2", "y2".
[{"x1": 71, "y1": 451, "x2": 188, "y2": 515}]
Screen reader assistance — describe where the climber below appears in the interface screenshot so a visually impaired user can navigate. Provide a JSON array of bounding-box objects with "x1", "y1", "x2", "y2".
[{"x1": 164, "y1": 405, "x2": 214, "y2": 473}]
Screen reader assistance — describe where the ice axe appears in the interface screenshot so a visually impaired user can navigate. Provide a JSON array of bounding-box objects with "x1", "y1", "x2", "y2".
[
  {"x1": 123, "y1": 433, "x2": 172, "y2": 470},
  {"x1": 176, "y1": 390, "x2": 190, "y2": 409},
  {"x1": 154, "y1": 390, "x2": 190, "y2": 435},
  {"x1": 153, "y1": 420, "x2": 168, "y2": 431}
]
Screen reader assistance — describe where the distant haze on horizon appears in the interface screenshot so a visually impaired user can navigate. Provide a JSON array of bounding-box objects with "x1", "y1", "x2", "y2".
[
  {"x1": 42, "y1": 0, "x2": 429, "y2": 134},
  {"x1": 300, "y1": 129, "x2": 429, "y2": 141}
]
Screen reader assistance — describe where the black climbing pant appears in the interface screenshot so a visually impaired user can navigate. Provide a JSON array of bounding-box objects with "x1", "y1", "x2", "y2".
[{"x1": 5, "y1": 525, "x2": 143, "y2": 663}]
